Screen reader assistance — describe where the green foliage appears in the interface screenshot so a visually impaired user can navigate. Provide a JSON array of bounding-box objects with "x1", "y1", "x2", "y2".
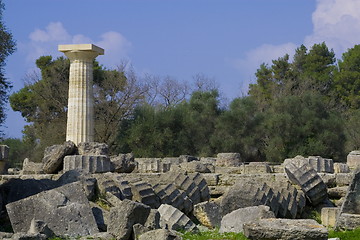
[
  {"x1": 329, "y1": 228, "x2": 360, "y2": 240},
  {"x1": 0, "y1": 0, "x2": 16, "y2": 134},
  {"x1": 182, "y1": 229, "x2": 248, "y2": 240},
  {"x1": 262, "y1": 93, "x2": 345, "y2": 162},
  {"x1": 0, "y1": 138, "x2": 33, "y2": 167},
  {"x1": 211, "y1": 96, "x2": 264, "y2": 162}
]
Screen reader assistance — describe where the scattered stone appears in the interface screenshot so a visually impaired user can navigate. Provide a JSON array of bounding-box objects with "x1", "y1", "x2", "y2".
[
  {"x1": 158, "y1": 204, "x2": 197, "y2": 232},
  {"x1": 193, "y1": 201, "x2": 221, "y2": 228},
  {"x1": 110, "y1": 153, "x2": 136, "y2": 173},
  {"x1": 131, "y1": 181, "x2": 161, "y2": 208},
  {"x1": 336, "y1": 168, "x2": 360, "y2": 230},
  {"x1": 242, "y1": 163, "x2": 272, "y2": 174},
  {"x1": 6, "y1": 182, "x2": 99, "y2": 237},
  {"x1": 91, "y1": 203, "x2": 108, "y2": 232},
  {"x1": 284, "y1": 155, "x2": 334, "y2": 173},
  {"x1": 216, "y1": 153, "x2": 242, "y2": 167},
  {"x1": 334, "y1": 163, "x2": 350, "y2": 173},
  {"x1": 77, "y1": 142, "x2": 108, "y2": 156},
  {"x1": 0, "y1": 145, "x2": 9, "y2": 160},
  {"x1": 327, "y1": 186, "x2": 348, "y2": 199},
  {"x1": 138, "y1": 229, "x2": 181, "y2": 240},
  {"x1": 108, "y1": 199, "x2": 151, "y2": 240},
  {"x1": 179, "y1": 161, "x2": 212, "y2": 173},
  {"x1": 243, "y1": 218, "x2": 328, "y2": 240},
  {"x1": 347, "y1": 150, "x2": 360, "y2": 169},
  {"x1": 21, "y1": 158, "x2": 44, "y2": 174},
  {"x1": 321, "y1": 207, "x2": 339, "y2": 228},
  {"x1": 42, "y1": 141, "x2": 76, "y2": 174},
  {"x1": 179, "y1": 155, "x2": 198, "y2": 162},
  {"x1": 220, "y1": 205, "x2": 275, "y2": 233},
  {"x1": 285, "y1": 162, "x2": 328, "y2": 206},
  {"x1": 135, "y1": 158, "x2": 171, "y2": 173},
  {"x1": 63, "y1": 155, "x2": 112, "y2": 173}
]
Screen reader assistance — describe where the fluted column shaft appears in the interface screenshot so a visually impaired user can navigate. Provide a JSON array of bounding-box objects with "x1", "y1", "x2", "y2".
[{"x1": 59, "y1": 44, "x2": 104, "y2": 145}]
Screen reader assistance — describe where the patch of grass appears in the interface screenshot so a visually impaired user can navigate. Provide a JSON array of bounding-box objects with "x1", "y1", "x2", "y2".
[
  {"x1": 182, "y1": 229, "x2": 248, "y2": 240},
  {"x1": 329, "y1": 228, "x2": 360, "y2": 240}
]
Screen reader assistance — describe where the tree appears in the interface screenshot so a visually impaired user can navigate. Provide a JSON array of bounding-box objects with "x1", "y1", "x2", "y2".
[
  {"x1": 10, "y1": 56, "x2": 150, "y2": 160},
  {"x1": 262, "y1": 93, "x2": 345, "y2": 162},
  {"x1": 211, "y1": 96, "x2": 264, "y2": 162},
  {"x1": 0, "y1": 0, "x2": 16, "y2": 135}
]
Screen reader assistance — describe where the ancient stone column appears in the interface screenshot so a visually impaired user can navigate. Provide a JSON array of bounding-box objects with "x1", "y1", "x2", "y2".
[{"x1": 58, "y1": 44, "x2": 104, "y2": 145}]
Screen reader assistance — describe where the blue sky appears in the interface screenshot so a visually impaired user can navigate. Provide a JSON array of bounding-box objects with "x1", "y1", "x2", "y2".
[{"x1": 2, "y1": 0, "x2": 360, "y2": 139}]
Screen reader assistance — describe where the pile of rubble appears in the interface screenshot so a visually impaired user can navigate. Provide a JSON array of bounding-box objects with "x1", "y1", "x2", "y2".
[{"x1": 0, "y1": 142, "x2": 359, "y2": 239}]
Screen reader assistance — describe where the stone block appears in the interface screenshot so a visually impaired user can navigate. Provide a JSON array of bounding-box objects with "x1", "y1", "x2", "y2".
[
  {"x1": 158, "y1": 204, "x2": 197, "y2": 232},
  {"x1": 272, "y1": 165, "x2": 285, "y2": 173},
  {"x1": 110, "y1": 153, "x2": 135, "y2": 173},
  {"x1": 108, "y1": 199, "x2": 151, "y2": 240},
  {"x1": 21, "y1": 158, "x2": 44, "y2": 174},
  {"x1": 327, "y1": 186, "x2": 348, "y2": 199},
  {"x1": 138, "y1": 229, "x2": 181, "y2": 240},
  {"x1": 336, "y1": 213, "x2": 360, "y2": 230},
  {"x1": 285, "y1": 162, "x2": 328, "y2": 206},
  {"x1": 220, "y1": 205, "x2": 275, "y2": 233},
  {"x1": 135, "y1": 158, "x2": 171, "y2": 173},
  {"x1": 347, "y1": 150, "x2": 360, "y2": 169},
  {"x1": 6, "y1": 182, "x2": 98, "y2": 237},
  {"x1": 189, "y1": 172, "x2": 210, "y2": 202},
  {"x1": 77, "y1": 142, "x2": 108, "y2": 156},
  {"x1": 202, "y1": 173, "x2": 219, "y2": 186},
  {"x1": 243, "y1": 218, "x2": 328, "y2": 240},
  {"x1": 284, "y1": 155, "x2": 334, "y2": 173},
  {"x1": 179, "y1": 161, "x2": 212, "y2": 173},
  {"x1": 336, "y1": 173, "x2": 353, "y2": 186},
  {"x1": 0, "y1": 145, "x2": 9, "y2": 160},
  {"x1": 334, "y1": 163, "x2": 350, "y2": 173},
  {"x1": 131, "y1": 181, "x2": 160, "y2": 208},
  {"x1": 214, "y1": 166, "x2": 243, "y2": 174},
  {"x1": 63, "y1": 155, "x2": 111, "y2": 173},
  {"x1": 241, "y1": 163, "x2": 272, "y2": 174},
  {"x1": 216, "y1": 153, "x2": 242, "y2": 167},
  {"x1": 321, "y1": 207, "x2": 339, "y2": 228},
  {"x1": 193, "y1": 201, "x2": 221, "y2": 228},
  {"x1": 42, "y1": 141, "x2": 76, "y2": 174}
]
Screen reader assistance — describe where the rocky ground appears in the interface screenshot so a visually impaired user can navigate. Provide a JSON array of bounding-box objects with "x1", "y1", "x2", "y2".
[{"x1": 0, "y1": 142, "x2": 359, "y2": 240}]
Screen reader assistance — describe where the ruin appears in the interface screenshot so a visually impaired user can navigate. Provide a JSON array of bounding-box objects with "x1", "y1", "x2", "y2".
[{"x1": 58, "y1": 44, "x2": 104, "y2": 145}]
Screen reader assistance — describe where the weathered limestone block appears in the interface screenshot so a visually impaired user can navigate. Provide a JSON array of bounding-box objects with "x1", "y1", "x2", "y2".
[
  {"x1": 77, "y1": 142, "x2": 108, "y2": 156},
  {"x1": 63, "y1": 155, "x2": 111, "y2": 173},
  {"x1": 131, "y1": 181, "x2": 161, "y2": 208},
  {"x1": 336, "y1": 168, "x2": 360, "y2": 230},
  {"x1": 243, "y1": 218, "x2": 328, "y2": 240},
  {"x1": 90, "y1": 202, "x2": 109, "y2": 232},
  {"x1": 97, "y1": 178, "x2": 124, "y2": 200},
  {"x1": 170, "y1": 172, "x2": 201, "y2": 205},
  {"x1": 216, "y1": 153, "x2": 242, "y2": 167},
  {"x1": 0, "y1": 145, "x2": 9, "y2": 160},
  {"x1": 243, "y1": 162, "x2": 272, "y2": 174},
  {"x1": 138, "y1": 229, "x2": 181, "y2": 240},
  {"x1": 178, "y1": 161, "x2": 212, "y2": 173},
  {"x1": 347, "y1": 150, "x2": 360, "y2": 169},
  {"x1": 193, "y1": 201, "x2": 221, "y2": 228},
  {"x1": 334, "y1": 163, "x2": 350, "y2": 173},
  {"x1": 6, "y1": 182, "x2": 98, "y2": 237},
  {"x1": 135, "y1": 158, "x2": 171, "y2": 173},
  {"x1": 21, "y1": 158, "x2": 44, "y2": 174},
  {"x1": 272, "y1": 165, "x2": 285, "y2": 173},
  {"x1": 321, "y1": 207, "x2": 339, "y2": 228},
  {"x1": 328, "y1": 186, "x2": 348, "y2": 199},
  {"x1": 220, "y1": 205, "x2": 275, "y2": 233},
  {"x1": 158, "y1": 204, "x2": 197, "y2": 232},
  {"x1": 188, "y1": 172, "x2": 210, "y2": 202},
  {"x1": 56, "y1": 170, "x2": 97, "y2": 200},
  {"x1": 202, "y1": 173, "x2": 219, "y2": 186},
  {"x1": 214, "y1": 166, "x2": 243, "y2": 174},
  {"x1": 153, "y1": 183, "x2": 193, "y2": 214},
  {"x1": 285, "y1": 162, "x2": 328, "y2": 206},
  {"x1": 42, "y1": 141, "x2": 76, "y2": 174},
  {"x1": 179, "y1": 155, "x2": 198, "y2": 162},
  {"x1": 255, "y1": 184, "x2": 280, "y2": 216},
  {"x1": 336, "y1": 173, "x2": 353, "y2": 186},
  {"x1": 0, "y1": 178, "x2": 56, "y2": 205},
  {"x1": 284, "y1": 155, "x2": 334, "y2": 173},
  {"x1": 108, "y1": 199, "x2": 151, "y2": 240},
  {"x1": 110, "y1": 153, "x2": 136, "y2": 173}
]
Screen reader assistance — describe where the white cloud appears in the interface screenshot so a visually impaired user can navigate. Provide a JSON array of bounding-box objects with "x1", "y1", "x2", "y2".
[
  {"x1": 24, "y1": 22, "x2": 131, "y2": 68},
  {"x1": 305, "y1": 0, "x2": 360, "y2": 55},
  {"x1": 233, "y1": 43, "x2": 297, "y2": 93}
]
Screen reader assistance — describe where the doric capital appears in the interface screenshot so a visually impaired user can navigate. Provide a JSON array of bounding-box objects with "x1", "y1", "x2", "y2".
[{"x1": 58, "y1": 44, "x2": 104, "y2": 62}]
